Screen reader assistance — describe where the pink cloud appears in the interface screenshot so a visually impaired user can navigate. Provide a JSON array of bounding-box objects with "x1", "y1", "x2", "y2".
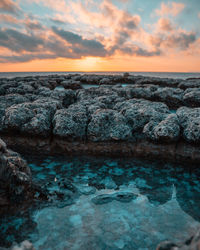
[
  {"x1": 0, "y1": 14, "x2": 19, "y2": 23},
  {"x1": 150, "y1": 31, "x2": 196, "y2": 51},
  {"x1": 155, "y1": 2, "x2": 185, "y2": 17},
  {"x1": 157, "y1": 18, "x2": 173, "y2": 31},
  {"x1": 0, "y1": 0, "x2": 21, "y2": 15}
]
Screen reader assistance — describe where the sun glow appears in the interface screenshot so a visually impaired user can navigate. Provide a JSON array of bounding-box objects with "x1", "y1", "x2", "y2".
[{"x1": 76, "y1": 57, "x2": 101, "y2": 71}]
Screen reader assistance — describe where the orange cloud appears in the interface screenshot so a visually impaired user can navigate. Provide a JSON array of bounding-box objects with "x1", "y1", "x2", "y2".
[
  {"x1": 0, "y1": 0, "x2": 21, "y2": 15},
  {"x1": 155, "y1": 2, "x2": 185, "y2": 17},
  {"x1": 0, "y1": 13, "x2": 19, "y2": 23},
  {"x1": 157, "y1": 18, "x2": 173, "y2": 31}
]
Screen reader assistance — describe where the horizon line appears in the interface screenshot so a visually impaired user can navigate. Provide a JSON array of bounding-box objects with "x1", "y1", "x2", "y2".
[{"x1": 0, "y1": 71, "x2": 200, "y2": 73}]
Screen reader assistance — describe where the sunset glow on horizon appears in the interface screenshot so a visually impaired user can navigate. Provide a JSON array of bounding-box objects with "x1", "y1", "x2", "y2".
[{"x1": 0, "y1": 0, "x2": 200, "y2": 72}]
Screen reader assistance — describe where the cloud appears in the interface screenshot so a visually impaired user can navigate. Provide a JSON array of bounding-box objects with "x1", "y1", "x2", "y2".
[
  {"x1": 0, "y1": 25, "x2": 108, "y2": 63},
  {"x1": 24, "y1": 18, "x2": 44, "y2": 30},
  {"x1": 198, "y1": 12, "x2": 200, "y2": 18},
  {"x1": 157, "y1": 18, "x2": 173, "y2": 31},
  {"x1": 52, "y1": 26, "x2": 107, "y2": 57},
  {"x1": 0, "y1": 28, "x2": 44, "y2": 52},
  {"x1": 112, "y1": 13, "x2": 141, "y2": 46},
  {"x1": 0, "y1": 13, "x2": 19, "y2": 23},
  {"x1": 118, "y1": 45, "x2": 161, "y2": 57},
  {"x1": 0, "y1": 0, "x2": 199, "y2": 64},
  {"x1": 150, "y1": 13, "x2": 197, "y2": 53},
  {"x1": 50, "y1": 18, "x2": 66, "y2": 25},
  {"x1": 150, "y1": 31, "x2": 196, "y2": 50},
  {"x1": 155, "y1": 2, "x2": 185, "y2": 17},
  {"x1": 0, "y1": 0, "x2": 21, "y2": 16},
  {"x1": 0, "y1": 53, "x2": 57, "y2": 63},
  {"x1": 163, "y1": 32, "x2": 196, "y2": 49}
]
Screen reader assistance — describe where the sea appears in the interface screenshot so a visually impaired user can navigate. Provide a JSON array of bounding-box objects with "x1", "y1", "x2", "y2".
[{"x1": 0, "y1": 71, "x2": 200, "y2": 79}]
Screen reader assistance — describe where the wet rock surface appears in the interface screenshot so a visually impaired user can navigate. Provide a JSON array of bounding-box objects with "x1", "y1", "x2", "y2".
[
  {"x1": 157, "y1": 228, "x2": 200, "y2": 250},
  {"x1": 0, "y1": 139, "x2": 69, "y2": 213},
  {"x1": 0, "y1": 138, "x2": 33, "y2": 207}
]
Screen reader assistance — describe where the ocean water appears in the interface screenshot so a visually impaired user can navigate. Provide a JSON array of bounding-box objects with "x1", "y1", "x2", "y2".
[
  {"x1": 0, "y1": 156, "x2": 200, "y2": 250},
  {"x1": 0, "y1": 71, "x2": 200, "y2": 79}
]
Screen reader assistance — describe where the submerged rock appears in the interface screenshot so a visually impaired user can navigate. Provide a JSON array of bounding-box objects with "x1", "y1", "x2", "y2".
[
  {"x1": 91, "y1": 194, "x2": 114, "y2": 205},
  {"x1": 13, "y1": 240, "x2": 35, "y2": 250},
  {"x1": 157, "y1": 228, "x2": 200, "y2": 250},
  {"x1": 91, "y1": 192, "x2": 138, "y2": 205},
  {"x1": 3, "y1": 240, "x2": 35, "y2": 250},
  {"x1": 114, "y1": 192, "x2": 137, "y2": 202}
]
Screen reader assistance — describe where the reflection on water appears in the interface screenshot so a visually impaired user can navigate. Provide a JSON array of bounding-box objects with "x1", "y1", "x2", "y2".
[
  {"x1": 0, "y1": 156, "x2": 200, "y2": 249},
  {"x1": 82, "y1": 84, "x2": 99, "y2": 89}
]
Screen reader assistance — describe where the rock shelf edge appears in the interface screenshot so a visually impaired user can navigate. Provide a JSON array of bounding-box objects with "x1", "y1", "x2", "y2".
[{"x1": 1, "y1": 135, "x2": 200, "y2": 164}]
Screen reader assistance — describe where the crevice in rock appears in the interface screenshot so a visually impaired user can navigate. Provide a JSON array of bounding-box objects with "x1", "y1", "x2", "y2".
[{"x1": 84, "y1": 106, "x2": 90, "y2": 143}]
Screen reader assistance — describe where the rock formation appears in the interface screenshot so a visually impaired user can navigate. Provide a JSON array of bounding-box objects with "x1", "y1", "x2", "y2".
[
  {"x1": 0, "y1": 138, "x2": 48, "y2": 210},
  {"x1": 0, "y1": 74, "x2": 200, "y2": 162}
]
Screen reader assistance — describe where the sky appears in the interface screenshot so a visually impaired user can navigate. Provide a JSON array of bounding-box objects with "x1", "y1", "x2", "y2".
[{"x1": 0, "y1": 0, "x2": 199, "y2": 72}]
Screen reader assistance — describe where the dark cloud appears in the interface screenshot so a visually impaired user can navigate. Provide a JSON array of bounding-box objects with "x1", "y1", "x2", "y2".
[
  {"x1": 132, "y1": 47, "x2": 161, "y2": 57},
  {"x1": 0, "y1": 28, "x2": 44, "y2": 52},
  {"x1": 0, "y1": 26, "x2": 107, "y2": 63},
  {"x1": 0, "y1": 0, "x2": 21, "y2": 16},
  {"x1": 46, "y1": 38, "x2": 82, "y2": 59},
  {"x1": 0, "y1": 54, "x2": 57, "y2": 63},
  {"x1": 25, "y1": 20, "x2": 44, "y2": 30},
  {"x1": 110, "y1": 44, "x2": 161, "y2": 57},
  {"x1": 165, "y1": 32, "x2": 196, "y2": 49},
  {"x1": 52, "y1": 26, "x2": 107, "y2": 56},
  {"x1": 150, "y1": 32, "x2": 196, "y2": 50},
  {"x1": 126, "y1": 20, "x2": 138, "y2": 29}
]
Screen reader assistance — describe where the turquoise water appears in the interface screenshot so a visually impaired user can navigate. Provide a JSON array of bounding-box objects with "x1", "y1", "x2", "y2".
[{"x1": 0, "y1": 156, "x2": 200, "y2": 249}]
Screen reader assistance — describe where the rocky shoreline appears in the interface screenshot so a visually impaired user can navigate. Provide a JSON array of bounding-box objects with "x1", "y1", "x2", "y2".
[
  {"x1": 1, "y1": 73, "x2": 200, "y2": 249},
  {"x1": 0, "y1": 138, "x2": 49, "y2": 212},
  {"x1": 1, "y1": 73, "x2": 200, "y2": 162}
]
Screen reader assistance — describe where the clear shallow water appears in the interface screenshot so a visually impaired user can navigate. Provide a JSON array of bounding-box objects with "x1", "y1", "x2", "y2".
[
  {"x1": 0, "y1": 156, "x2": 200, "y2": 249},
  {"x1": 0, "y1": 71, "x2": 200, "y2": 79}
]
